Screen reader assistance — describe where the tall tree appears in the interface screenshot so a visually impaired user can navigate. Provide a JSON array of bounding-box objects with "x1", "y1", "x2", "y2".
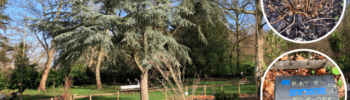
[
  {"x1": 226, "y1": 0, "x2": 254, "y2": 71},
  {"x1": 219, "y1": 0, "x2": 266, "y2": 97},
  {"x1": 118, "y1": 1, "x2": 195, "y2": 99},
  {"x1": 31, "y1": 0, "x2": 116, "y2": 90},
  {"x1": 177, "y1": 16, "x2": 230, "y2": 78},
  {"x1": 16, "y1": 0, "x2": 66, "y2": 91},
  {"x1": 0, "y1": 0, "x2": 11, "y2": 69},
  {"x1": 117, "y1": 0, "x2": 225, "y2": 99},
  {"x1": 36, "y1": 0, "x2": 63, "y2": 91}
]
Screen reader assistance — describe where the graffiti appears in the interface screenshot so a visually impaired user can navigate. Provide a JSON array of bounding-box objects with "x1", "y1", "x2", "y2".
[{"x1": 290, "y1": 87, "x2": 326, "y2": 96}]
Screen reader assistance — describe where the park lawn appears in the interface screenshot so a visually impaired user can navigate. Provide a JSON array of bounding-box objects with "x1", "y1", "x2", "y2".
[
  {"x1": 21, "y1": 86, "x2": 121, "y2": 100},
  {"x1": 1, "y1": 80, "x2": 256, "y2": 100},
  {"x1": 154, "y1": 80, "x2": 235, "y2": 89},
  {"x1": 197, "y1": 80, "x2": 232, "y2": 85},
  {"x1": 157, "y1": 77, "x2": 253, "y2": 88},
  {"x1": 75, "y1": 83, "x2": 256, "y2": 100}
]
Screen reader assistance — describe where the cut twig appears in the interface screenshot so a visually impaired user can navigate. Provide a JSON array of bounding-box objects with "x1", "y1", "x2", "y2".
[
  {"x1": 280, "y1": 15, "x2": 296, "y2": 33},
  {"x1": 306, "y1": 18, "x2": 337, "y2": 23}
]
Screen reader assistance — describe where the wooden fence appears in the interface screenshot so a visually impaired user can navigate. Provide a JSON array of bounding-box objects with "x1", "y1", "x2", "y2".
[
  {"x1": 24, "y1": 80, "x2": 256, "y2": 100},
  {"x1": 65, "y1": 82, "x2": 251, "y2": 100}
]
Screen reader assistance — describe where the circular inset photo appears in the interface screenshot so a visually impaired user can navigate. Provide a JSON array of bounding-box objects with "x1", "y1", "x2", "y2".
[
  {"x1": 262, "y1": 0, "x2": 346, "y2": 43},
  {"x1": 260, "y1": 49, "x2": 347, "y2": 100}
]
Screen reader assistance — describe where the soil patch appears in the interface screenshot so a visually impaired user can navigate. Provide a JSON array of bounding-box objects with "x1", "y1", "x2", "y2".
[{"x1": 263, "y1": 0, "x2": 344, "y2": 41}]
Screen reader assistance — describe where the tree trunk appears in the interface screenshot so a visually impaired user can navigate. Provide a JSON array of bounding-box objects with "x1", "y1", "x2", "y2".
[
  {"x1": 229, "y1": 54, "x2": 234, "y2": 75},
  {"x1": 182, "y1": 66, "x2": 186, "y2": 83},
  {"x1": 236, "y1": 14, "x2": 240, "y2": 69},
  {"x1": 336, "y1": 52, "x2": 339, "y2": 63},
  {"x1": 88, "y1": 47, "x2": 95, "y2": 68},
  {"x1": 53, "y1": 77, "x2": 55, "y2": 89},
  {"x1": 236, "y1": 34, "x2": 240, "y2": 69},
  {"x1": 37, "y1": 2, "x2": 62, "y2": 91},
  {"x1": 95, "y1": 50, "x2": 103, "y2": 89},
  {"x1": 38, "y1": 42, "x2": 55, "y2": 91},
  {"x1": 254, "y1": 0, "x2": 264, "y2": 98},
  {"x1": 140, "y1": 68, "x2": 149, "y2": 100}
]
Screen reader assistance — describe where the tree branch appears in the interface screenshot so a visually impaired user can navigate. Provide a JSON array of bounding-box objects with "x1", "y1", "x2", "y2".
[
  {"x1": 262, "y1": 22, "x2": 267, "y2": 27},
  {"x1": 170, "y1": 26, "x2": 181, "y2": 36},
  {"x1": 34, "y1": 32, "x2": 48, "y2": 51},
  {"x1": 219, "y1": 3, "x2": 255, "y2": 14},
  {"x1": 133, "y1": 52, "x2": 144, "y2": 72}
]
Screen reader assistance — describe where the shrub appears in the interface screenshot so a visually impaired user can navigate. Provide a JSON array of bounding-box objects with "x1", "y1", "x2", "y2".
[
  {"x1": 214, "y1": 91, "x2": 239, "y2": 100},
  {"x1": 338, "y1": 55, "x2": 350, "y2": 72},
  {"x1": 0, "y1": 71, "x2": 11, "y2": 90},
  {"x1": 9, "y1": 64, "x2": 40, "y2": 89}
]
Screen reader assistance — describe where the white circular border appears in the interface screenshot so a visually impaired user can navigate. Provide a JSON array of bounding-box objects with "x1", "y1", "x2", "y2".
[
  {"x1": 261, "y1": 0, "x2": 347, "y2": 44},
  {"x1": 260, "y1": 49, "x2": 347, "y2": 100}
]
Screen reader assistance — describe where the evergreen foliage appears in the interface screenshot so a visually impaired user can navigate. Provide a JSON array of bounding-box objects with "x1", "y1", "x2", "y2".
[
  {"x1": 265, "y1": 30, "x2": 290, "y2": 59},
  {"x1": 28, "y1": 0, "x2": 226, "y2": 97},
  {"x1": 329, "y1": 32, "x2": 345, "y2": 55},
  {"x1": 0, "y1": 0, "x2": 10, "y2": 30},
  {"x1": 0, "y1": 35, "x2": 13, "y2": 64},
  {"x1": 178, "y1": 17, "x2": 231, "y2": 77},
  {"x1": 10, "y1": 42, "x2": 39, "y2": 89},
  {"x1": 0, "y1": 71, "x2": 10, "y2": 90}
]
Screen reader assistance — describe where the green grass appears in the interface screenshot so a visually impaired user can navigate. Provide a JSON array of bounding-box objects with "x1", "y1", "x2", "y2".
[
  {"x1": 1, "y1": 81, "x2": 256, "y2": 100},
  {"x1": 198, "y1": 81, "x2": 232, "y2": 85},
  {"x1": 76, "y1": 83, "x2": 256, "y2": 100}
]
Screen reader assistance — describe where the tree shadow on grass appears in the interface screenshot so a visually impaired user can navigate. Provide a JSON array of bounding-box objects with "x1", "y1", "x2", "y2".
[
  {"x1": 75, "y1": 97, "x2": 138, "y2": 100},
  {"x1": 72, "y1": 86, "x2": 120, "y2": 93},
  {"x1": 22, "y1": 94, "x2": 52, "y2": 100}
]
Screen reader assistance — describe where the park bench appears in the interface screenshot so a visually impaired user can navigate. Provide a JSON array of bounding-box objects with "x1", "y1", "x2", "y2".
[{"x1": 120, "y1": 85, "x2": 140, "y2": 93}]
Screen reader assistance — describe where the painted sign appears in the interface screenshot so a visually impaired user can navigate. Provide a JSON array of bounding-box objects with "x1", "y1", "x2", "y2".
[{"x1": 275, "y1": 75, "x2": 339, "y2": 100}]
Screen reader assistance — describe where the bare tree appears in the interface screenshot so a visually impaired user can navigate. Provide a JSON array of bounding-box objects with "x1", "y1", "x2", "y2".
[
  {"x1": 149, "y1": 52, "x2": 202, "y2": 100},
  {"x1": 224, "y1": 0, "x2": 254, "y2": 74},
  {"x1": 219, "y1": 0, "x2": 266, "y2": 97}
]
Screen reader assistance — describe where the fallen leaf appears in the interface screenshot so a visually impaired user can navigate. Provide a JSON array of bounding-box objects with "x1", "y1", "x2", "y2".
[
  {"x1": 263, "y1": 80, "x2": 267, "y2": 89},
  {"x1": 286, "y1": 69, "x2": 293, "y2": 73},
  {"x1": 265, "y1": 81, "x2": 275, "y2": 95},
  {"x1": 279, "y1": 55, "x2": 289, "y2": 61},
  {"x1": 317, "y1": 68, "x2": 327, "y2": 75}
]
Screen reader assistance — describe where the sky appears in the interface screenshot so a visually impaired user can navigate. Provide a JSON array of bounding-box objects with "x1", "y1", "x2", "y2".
[
  {"x1": 1, "y1": 0, "x2": 271, "y2": 68},
  {"x1": 1, "y1": 0, "x2": 49, "y2": 68}
]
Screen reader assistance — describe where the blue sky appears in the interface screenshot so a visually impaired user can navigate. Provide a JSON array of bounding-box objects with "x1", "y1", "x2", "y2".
[{"x1": 1, "y1": 0, "x2": 48, "y2": 67}]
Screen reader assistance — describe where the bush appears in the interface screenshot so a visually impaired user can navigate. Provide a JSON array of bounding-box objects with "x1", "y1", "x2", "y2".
[
  {"x1": 246, "y1": 76, "x2": 254, "y2": 81},
  {"x1": 240, "y1": 60, "x2": 255, "y2": 76},
  {"x1": 9, "y1": 64, "x2": 40, "y2": 90},
  {"x1": 338, "y1": 55, "x2": 350, "y2": 73},
  {"x1": 43, "y1": 64, "x2": 96, "y2": 88},
  {"x1": 0, "y1": 71, "x2": 11, "y2": 90},
  {"x1": 214, "y1": 91, "x2": 239, "y2": 100}
]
